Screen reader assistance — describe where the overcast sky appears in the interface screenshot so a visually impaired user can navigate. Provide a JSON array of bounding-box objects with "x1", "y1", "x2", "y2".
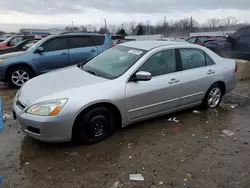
[{"x1": 1, "y1": 0, "x2": 250, "y2": 32}]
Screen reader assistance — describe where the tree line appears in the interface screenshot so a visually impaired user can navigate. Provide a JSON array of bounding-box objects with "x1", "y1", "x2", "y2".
[{"x1": 64, "y1": 17, "x2": 248, "y2": 37}]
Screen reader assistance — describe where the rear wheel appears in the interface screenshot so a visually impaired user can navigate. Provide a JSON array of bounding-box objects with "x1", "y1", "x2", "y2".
[
  {"x1": 7, "y1": 66, "x2": 34, "y2": 88},
  {"x1": 73, "y1": 107, "x2": 115, "y2": 145},
  {"x1": 202, "y1": 84, "x2": 222, "y2": 109}
]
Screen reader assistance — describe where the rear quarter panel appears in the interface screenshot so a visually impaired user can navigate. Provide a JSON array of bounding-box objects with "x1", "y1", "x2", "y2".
[{"x1": 204, "y1": 47, "x2": 236, "y2": 93}]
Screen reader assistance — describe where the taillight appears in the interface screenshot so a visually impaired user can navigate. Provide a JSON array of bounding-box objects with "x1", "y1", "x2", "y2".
[{"x1": 234, "y1": 63, "x2": 238, "y2": 73}]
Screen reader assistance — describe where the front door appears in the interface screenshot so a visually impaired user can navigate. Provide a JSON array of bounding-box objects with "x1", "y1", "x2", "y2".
[
  {"x1": 33, "y1": 37, "x2": 69, "y2": 74},
  {"x1": 69, "y1": 36, "x2": 98, "y2": 64},
  {"x1": 126, "y1": 49, "x2": 181, "y2": 122}
]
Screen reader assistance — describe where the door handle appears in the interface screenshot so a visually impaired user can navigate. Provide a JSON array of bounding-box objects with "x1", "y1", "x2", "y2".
[
  {"x1": 207, "y1": 70, "x2": 215, "y2": 75},
  {"x1": 61, "y1": 52, "x2": 68, "y2": 55},
  {"x1": 168, "y1": 78, "x2": 180, "y2": 84},
  {"x1": 90, "y1": 49, "x2": 96, "y2": 53}
]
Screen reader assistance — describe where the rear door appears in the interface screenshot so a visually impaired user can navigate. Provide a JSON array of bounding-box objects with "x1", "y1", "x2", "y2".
[
  {"x1": 69, "y1": 36, "x2": 98, "y2": 64},
  {"x1": 177, "y1": 48, "x2": 217, "y2": 106},
  {"x1": 33, "y1": 37, "x2": 69, "y2": 73}
]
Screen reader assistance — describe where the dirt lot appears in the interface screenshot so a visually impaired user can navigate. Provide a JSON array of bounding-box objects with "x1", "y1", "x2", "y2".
[{"x1": 1, "y1": 81, "x2": 250, "y2": 188}]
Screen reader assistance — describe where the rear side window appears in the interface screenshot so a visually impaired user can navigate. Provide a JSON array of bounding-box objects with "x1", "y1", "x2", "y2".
[
  {"x1": 179, "y1": 49, "x2": 206, "y2": 70},
  {"x1": 43, "y1": 38, "x2": 67, "y2": 52},
  {"x1": 205, "y1": 54, "x2": 215, "y2": 65},
  {"x1": 91, "y1": 35, "x2": 105, "y2": 45},
  {"x1": 69, "y1": 36, "x2": 93, "y2": 48}
]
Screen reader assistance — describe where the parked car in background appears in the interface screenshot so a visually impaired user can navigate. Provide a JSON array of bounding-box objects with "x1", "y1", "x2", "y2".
[
  {"x1": 111, "y1": 35, "x2": 125, "y2": 44},
  {"x1": 187, "y1": 36, "x2": 219, "y2": 45},
  {"x1": 0, "y1": 33, "x2": 113, "y2": 88},
  {"x1": 203, "y1": 26, "x2": 250, "y2": 60},
  {"x1": 13, "y1": 41, "x2": 237, "y2": 144},
  {"x1": 0, "y1": 39, "x2": 40, "y2": 55},
  {"x1": 0, "y1": 35, "x2": 36, "y2": 49}
]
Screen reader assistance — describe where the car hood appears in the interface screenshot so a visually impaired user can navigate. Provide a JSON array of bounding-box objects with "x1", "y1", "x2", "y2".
[
  {"x1": 19, "y1": 66, "x2": 109, "y2": 106},
  {"x1": 0, "y1": 51, "x2": 25, "y2": 59}
]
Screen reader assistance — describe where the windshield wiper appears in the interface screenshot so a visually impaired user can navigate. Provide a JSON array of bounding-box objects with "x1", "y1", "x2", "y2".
[{"x1": 85, "y1": 69, "x2": 97, "y2": 76}]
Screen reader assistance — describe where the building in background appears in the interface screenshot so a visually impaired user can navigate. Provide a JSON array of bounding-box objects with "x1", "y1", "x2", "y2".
[{"x1": 19, "y1": 28, "x2": 67, "y2": 37}]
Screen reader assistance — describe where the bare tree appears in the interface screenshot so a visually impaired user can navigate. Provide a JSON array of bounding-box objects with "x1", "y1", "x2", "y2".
[
  {"x1": 223, "y1": 17, "x2": 238, "y2": 27},
  {"x1": 128, "y1": 21, "x2": 137, "y2": 35},
  {"x1": 206, "y1": 18, "x2": 220, "y2": 28}
]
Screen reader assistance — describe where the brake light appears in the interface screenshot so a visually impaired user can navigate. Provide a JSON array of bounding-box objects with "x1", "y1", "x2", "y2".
[{"x1": 234, "y1": 63, "x2": 238, "y2": 73}]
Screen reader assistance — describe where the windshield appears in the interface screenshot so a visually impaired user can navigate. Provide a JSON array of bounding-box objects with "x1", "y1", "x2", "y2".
[
  {"x1": 82, "y1": 46, "x2": 147, "y2": 79},
  {"x1": 0, "y1": 36, "x2": 13, "y2": 44}
]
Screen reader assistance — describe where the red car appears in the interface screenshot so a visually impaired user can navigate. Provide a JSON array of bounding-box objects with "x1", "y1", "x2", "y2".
[
  {"x1": 186, "y1": 36, "x2": 219, "y2": 45},
  {"x1": 0, "y1": 35, "x2": 36, "y2": 49}
]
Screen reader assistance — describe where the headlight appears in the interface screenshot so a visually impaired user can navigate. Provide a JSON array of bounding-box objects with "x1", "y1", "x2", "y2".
[
  {"x1": 0, "y1": 59, "x2": 4, "y2": 64},
  {"x1": 27, "y1": 99, "x2": 68, "y2": 116}
]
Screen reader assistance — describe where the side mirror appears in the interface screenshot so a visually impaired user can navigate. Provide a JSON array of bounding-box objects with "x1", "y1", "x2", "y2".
[
  {"x1": 133, "y1": 71, "x2": 152, "y2": 81},
  {"x1": 36, "y1": 47, "x2": 44, "y2": 53}
]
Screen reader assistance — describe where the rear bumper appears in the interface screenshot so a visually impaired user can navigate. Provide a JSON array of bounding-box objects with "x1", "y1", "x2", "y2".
[{"x1": 226, "y1": 74, "x2": 237, "y2": 94}]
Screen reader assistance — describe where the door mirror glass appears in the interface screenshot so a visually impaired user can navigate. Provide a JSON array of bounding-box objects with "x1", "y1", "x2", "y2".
[
  {"x1": 36, "y1": 47, "x2": 44, "y2": 53},
  {"x1": 135, "y1": 71, "x2": 151, "y2": 81}
]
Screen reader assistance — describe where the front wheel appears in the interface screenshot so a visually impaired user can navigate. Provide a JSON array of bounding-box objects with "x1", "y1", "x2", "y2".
[
  {"x1": 73, "y1": 107, "x2": 115, "y2": 145},
  {"x1": 203, "y1": 84, "x2": 222, "y2": 109},
  {"x1": 7, "y1": 66, "x2": 34, "y2": 88}
]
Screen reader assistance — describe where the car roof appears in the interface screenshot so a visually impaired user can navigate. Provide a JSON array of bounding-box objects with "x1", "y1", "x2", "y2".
[
  {"x1": 119, "y1": 40, "x2": 192, "y2": 50},
  {"x1": 59, "y1": 33, "x2": 107, "y2": 37}
]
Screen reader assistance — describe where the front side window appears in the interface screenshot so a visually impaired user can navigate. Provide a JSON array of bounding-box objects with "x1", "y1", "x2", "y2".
[
  {"x1": 197, "y1": 37, "x2": 208, "y2": 43},
  {"x1": 179, "y1": 48, "x2": 206, "y2": 70},
  {"x1": 69, "y1": 36, "x2": 93, "y2": 48},
  {"x1": 42, "y1": 38, "x2": 67, "y2": 52},
  {"x1": 82, "y1": 46, "x2": 146, "y2": 79},
  {"x1": 138, "y1": 49, "x2": 176, "y2": 77},
  {"x1": 187, "y1": 37, "x2": 197, "y2": 43}
]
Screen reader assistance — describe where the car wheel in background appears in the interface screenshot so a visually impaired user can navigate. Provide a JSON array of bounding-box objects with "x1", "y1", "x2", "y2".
[
  {"x1": 202, "y1": 83, "x2": 223, "y2": 109},
  {"x1": 7, "y1": 66, "x2": 34, "y2": 88},
  {"x1": 73, "y1": 107, "x2": 115, "y2": 145}
]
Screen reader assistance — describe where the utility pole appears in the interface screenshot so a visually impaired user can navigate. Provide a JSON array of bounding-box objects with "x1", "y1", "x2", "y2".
[
  {"x1": 72, "y1": 21, "x2": 74, "y2": 32},
  {"x1": 101, "y1": 18, "x2": 107, "y2": 33},
  {"x1": 190, "y1": 16, "x2": 193, "y2": 35},
  {"x1": 164, "y1": 16, "x2": 167, "y2": 37}
]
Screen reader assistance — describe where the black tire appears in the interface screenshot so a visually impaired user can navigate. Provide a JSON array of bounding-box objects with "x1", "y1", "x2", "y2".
[
  {"x1": 73, "y1": 107, "x2": 115, "y2": 145},
  {"x1": 6, "y1": 66, "x2": 34, "y2": 88},
  {"x1": 202, "y1": 83, "x2": 223, "y2": 109}
]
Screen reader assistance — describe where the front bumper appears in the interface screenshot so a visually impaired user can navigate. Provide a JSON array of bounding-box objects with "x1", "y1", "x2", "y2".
[{"x1": 13, "y1": 96, "x2": 74, "y2": 142}]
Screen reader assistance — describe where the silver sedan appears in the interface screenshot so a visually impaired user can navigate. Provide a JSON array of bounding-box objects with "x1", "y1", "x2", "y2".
[{"x1": 13, "y1": 41, "x2": 237, "y2": 144}]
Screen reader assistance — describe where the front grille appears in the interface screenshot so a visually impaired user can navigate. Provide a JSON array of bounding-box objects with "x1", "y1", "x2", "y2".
[{"x1": 16, "y1": 100, "x2": 26, "y2": 110}]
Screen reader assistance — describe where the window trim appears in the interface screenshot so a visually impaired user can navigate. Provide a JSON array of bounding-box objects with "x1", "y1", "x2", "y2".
[
  {"x1": 40, "y1": 36, "x2": 69, "y2": 52},
  {"x1": 128, "y1": 48, "x2": 180, "y2": 81}
]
